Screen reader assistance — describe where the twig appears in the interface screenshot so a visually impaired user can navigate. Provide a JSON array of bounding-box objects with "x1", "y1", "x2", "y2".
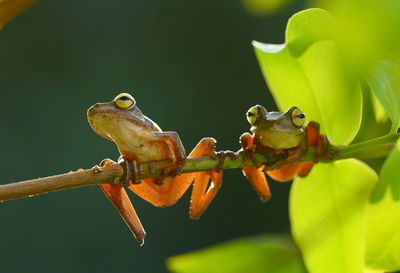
[
  {"x1": 0, "y1": 151, "x2": 271, "y2": 202},
  {"x1": 0, "y1": 133, "x2": 398, "y2": 203}
]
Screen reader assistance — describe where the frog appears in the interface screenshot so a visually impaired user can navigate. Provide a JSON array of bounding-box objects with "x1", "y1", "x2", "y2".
[
  {"x1": 87, "y1": 93, "x2": 222, "y2": 244},
  {"x1": 246, "y1": 105, "x2": 306, "y2": 150},
  {"x1": 240, "y1": 105, "x2": 321, "y2": 201}
]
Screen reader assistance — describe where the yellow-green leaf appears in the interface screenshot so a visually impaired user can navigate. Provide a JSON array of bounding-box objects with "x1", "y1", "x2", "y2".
[
  {"x1": 290, "y1": 159, "x2": 378, "y2": 273},
  {"x1": 167, "y1": 234, "x2": 307, "y2": 273},
  {"x1": 366, "y1": 138, "x2": 400, "y2": 271},
  {"x1": 253, "y1": 9, "x2": 362, "y2": 145}
]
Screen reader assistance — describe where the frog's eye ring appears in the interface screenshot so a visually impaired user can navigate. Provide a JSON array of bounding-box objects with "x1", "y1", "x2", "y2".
[
  {"x1": 290, "y1": 107, "x2": 305, "y2": 127},
  {"x1": 246, "y1": 106, "x2": 260, "y2": 125},
  {"x1": 114, "y1": 93, "x2": 136, "y2": 109}
]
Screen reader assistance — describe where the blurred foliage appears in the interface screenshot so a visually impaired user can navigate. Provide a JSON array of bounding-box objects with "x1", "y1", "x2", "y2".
[
  {"x1": 170, "y1": 2, "x2": 400, "y2": 273},
  {"x1": 2, "y1": 0, "x2": 400, "y2": 272},
  {"x1": 291, "y1": 159, "x2": 378, "y2": 273},
  {"x1": 167, "y1": 234, "x2": 306, "y2": 273},
  {"x1": 253, "y1": 9, "x2": 361, "y2": 145},
  {"x1": 0, "y1": 0, "x2": 308, "y2": 272},
  {"x1": 366, "y1": 60, "x2": 400, "y2": 132},
  {"x1": 367, "y1": 139, "x2": 400, "y2": 271},
  {"x1": 242, "y1": 0, "x2": 293, "y2": 16}
]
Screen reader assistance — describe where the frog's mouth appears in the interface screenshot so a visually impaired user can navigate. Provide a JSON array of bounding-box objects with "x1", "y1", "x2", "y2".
[{"x1": 87, "y1": 105, "x2": 115, "y2": 142}]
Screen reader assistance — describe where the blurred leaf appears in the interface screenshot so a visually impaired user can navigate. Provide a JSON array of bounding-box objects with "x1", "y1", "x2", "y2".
[
  {"x1": 290, "y1": 159, "x2": 378, "y2": 273},
  {"x1": 370, "y1": 90, "x2": 389, "y2": 124},
  {"x1": 366, "y1": 59, "x2": 400, "y2": 131},
  {"x1": 366, "y1": 139, "x2": 400, "y2": 271},
  {"x1": 253, "y1": 9, "x2": 362, "y2": 145},
  {"x1": 310, "y1": 0, "x2": 400, "y2": 72},
  {"x1": 0, "y1": 0, "x2": 36, "y2": 29},
  {"x1": 285, "y1": 8, "x2": 337, "y2": 56},
  {"x1": 353, "y1": 84, "x2": 390, "y2": 144},
  {"x1": 242, "y1": 0, "x2": 293, "y2": 16},
  {"x1": 166, "y1": 234, "x2": 307, "y2": 273}
]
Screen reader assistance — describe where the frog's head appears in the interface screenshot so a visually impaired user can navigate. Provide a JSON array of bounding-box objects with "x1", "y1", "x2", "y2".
[
  {"x1": 246, "y1": 105, "x2": 306, "y2": 149},
  {"x1": 246, "y1": 105, "x2": 305, "y2": 130},
  {"x1": 87, "y1": 93, "x2": 146, "y2": 142}
]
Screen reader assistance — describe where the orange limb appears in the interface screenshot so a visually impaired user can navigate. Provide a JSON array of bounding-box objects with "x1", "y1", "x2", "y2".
[
  {"x1": 190, "y1": 170, "x2": 223, "y2": 219},
  {"x1": 267, "y1": 122, "x2": 324, "y2": 181},
  {"x1": 297, "y1": 162, "x2": 314, "y2": 177},
  {"x1": 267, "y1": 163, "x2": 303, "y2": 182},
  {"x1": 129, "y1": 138, "x2": 223, "y2": 219},
  {"x1": 240, "y1": 133, "x2": 271, "y2": 202},
  {"x1": 294, "y1": 122, "x2": 325, "y2": 177},
  {"x1": 99, "y1": 159, "x2": 146, "y2": 244}
]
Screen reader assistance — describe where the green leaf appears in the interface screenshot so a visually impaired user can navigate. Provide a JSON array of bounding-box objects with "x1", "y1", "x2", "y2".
[
  {"x1": 366, "y1": 138, "x2": 400, "y2": 271},
  {"x1": 285, "y1": 8, "x2": 337, "y2": 56},
  {"x1": 253, "y1": 9, "x2": 362, "y2": 145},
  {"x1": 166, "y1": 234, "x2": 307, "y2": 273},
  {"x1": 290, "y1": 159, "x2": 378, "y2": 273},
  {"x1": 366, "y1": 59, "x2": 400, "y2": 132},
  {"x1": 370, "y1": 90, "x2": 389, "y2": 124}
]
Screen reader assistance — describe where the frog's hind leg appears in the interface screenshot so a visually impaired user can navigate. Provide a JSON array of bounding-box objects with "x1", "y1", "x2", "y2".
[
  {"x1": 129, "y1": 138, "x2": 223, "y2": 219},
  {"x1": 240, "y1": 133, "x2": 271, "y2": 202},
  {"x1": 189, "y1": 169, "x2": 222, "y2": 219},
  {"x1": 99, "y1": 159, "x2": 146, "y2": 244},
  {"x1": 267, "y1": 163, "x2": 303, "y2": 182}
]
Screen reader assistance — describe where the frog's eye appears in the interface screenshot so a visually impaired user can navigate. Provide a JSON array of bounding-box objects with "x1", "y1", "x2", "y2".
[
  {"x1": 246, "y1": 106, "x2": 260, "y2": 125},
  {"x1": 291, "y1": 107, "x2": 305, "y2": 127},
  {"x1": 114, "y1": 93, "x2": 136, "y2": 109}
]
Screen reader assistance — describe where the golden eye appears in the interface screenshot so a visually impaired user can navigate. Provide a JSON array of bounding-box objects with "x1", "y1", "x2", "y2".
[
  {"x1": 246, "y1": 106, "x2": 260, "y2": 125},
  {"x1": 291, "y1": 107, "x2": 305, "y2": 127},
  {"x1": 114, "y1": 93, "x2": 136, "y2": 109}
]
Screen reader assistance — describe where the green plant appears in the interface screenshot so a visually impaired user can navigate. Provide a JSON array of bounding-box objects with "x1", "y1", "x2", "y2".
[{"x1": 167, "y1": 7, "x2": 400, "y2": 273}]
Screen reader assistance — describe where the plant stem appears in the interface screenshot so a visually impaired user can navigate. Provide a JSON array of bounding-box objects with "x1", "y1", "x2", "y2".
[
  {"x1": 332, "y1": 133, "x2": 399, "y2": 160},
  {"x1": 0, "y1": 134, "x2": 398, "y2": 203}
]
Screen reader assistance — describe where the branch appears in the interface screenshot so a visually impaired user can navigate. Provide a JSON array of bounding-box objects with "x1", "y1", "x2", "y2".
[
  {"x1": 0, "y1": 151, "x2": 272, "y2": 202},
  {"x1": 0, "y1": 133, "x2": 398, "y2": 202}
]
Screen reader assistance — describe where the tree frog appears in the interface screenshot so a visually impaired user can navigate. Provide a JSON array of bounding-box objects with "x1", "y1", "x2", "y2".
[
  {"x1": 88, "y1": 93, "x2": 222, "y2": 244},
  {"x1": 240, "y1": 105, "x2": 320, "y2": 201},
  {"x1": 246, "y1": 105, "x2": 306, "y2": 150}
]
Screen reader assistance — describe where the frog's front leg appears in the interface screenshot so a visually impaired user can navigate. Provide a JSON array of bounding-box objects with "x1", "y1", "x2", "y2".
[
  {"x1": 115, "y1": 156, "x2": 142, "y2": 186},
  {"x1": 98, "y1": 159, "x2": 146, "y2": 244},
  {"x1": 152, "y1": 131, "x2": 186, "y2": 178},
  {"x1": 240, "y1": 133, "x2": 271, "y2": 202},
  {"x1": 128, "y1": 138, "x2": 223, "y2": 219},
  {"x1": 266, "y1": 122, "x2": 324, "y2": 181}
]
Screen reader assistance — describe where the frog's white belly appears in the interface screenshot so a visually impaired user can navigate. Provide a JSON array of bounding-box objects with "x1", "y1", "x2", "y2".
[
  {"x1": 110, "y1": 119, "x2": 172, "y2": 161},
  {"x1": 259, "y1": 131, "x2": 303, "y2": 149}
]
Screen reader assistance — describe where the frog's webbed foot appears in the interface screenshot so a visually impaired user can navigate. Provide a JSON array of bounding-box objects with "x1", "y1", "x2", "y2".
[
  {"x1": 162, "y1": 157, "x2": 186, "y2": 178},
  {"x1": 239, "y1": 133, "x2": 271, "y2": 202},
  {"x1": 210, "y1": 150, "x2": 238, "y2": 173},
  {"x1": 239, "y1": 133, "x2": 263, "y2": 168},
  {"x1": 99, "y1": 157, "x2": 142, "y2": 187},
  {"x1": 151, "y1": 158, "x2": 186, "y2": 186},
  {"x1": 116, "y1": 156, "x2": 142, "y2": 187}
]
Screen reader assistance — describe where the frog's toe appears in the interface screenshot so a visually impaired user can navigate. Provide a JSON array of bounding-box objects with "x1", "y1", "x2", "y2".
[
  {"x1": 117, "y1": 157, "x2": 142, "y2": 186},
  {"x1": 166, "y1": 158, "x2": 187, "y2": 178}
]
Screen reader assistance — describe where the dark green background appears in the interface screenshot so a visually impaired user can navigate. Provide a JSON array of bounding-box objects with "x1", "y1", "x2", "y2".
[{"x1": 0, "y1": 1, "x2": 305, "y2": 272}]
